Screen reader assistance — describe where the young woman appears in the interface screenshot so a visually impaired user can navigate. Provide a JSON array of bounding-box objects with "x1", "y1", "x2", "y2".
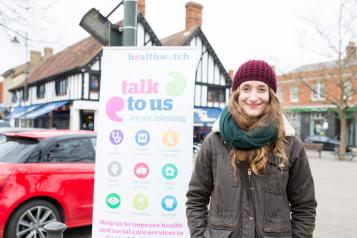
[{"x1": 186, "y1": 60, "x2": 317, "y2": 238}]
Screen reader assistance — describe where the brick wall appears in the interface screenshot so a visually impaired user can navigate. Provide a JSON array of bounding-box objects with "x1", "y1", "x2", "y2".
[{"x1": 277, "y1": 66, "x2": 357, "y2": 107}]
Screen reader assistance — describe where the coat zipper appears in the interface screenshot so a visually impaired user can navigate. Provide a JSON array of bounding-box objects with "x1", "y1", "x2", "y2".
[{"x1": 248, "y1": 168, "x2": 252, "y2": 184}]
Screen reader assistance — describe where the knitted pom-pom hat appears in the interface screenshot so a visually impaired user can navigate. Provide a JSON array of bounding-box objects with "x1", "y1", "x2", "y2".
[{"x1": 232, "y1": 60, "x2": 277, "y2": 92}]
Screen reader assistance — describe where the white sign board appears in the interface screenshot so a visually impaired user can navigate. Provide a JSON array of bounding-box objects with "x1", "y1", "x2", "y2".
[{"x1": 92, "y1": 47, "x2": 199, "y2": 238}]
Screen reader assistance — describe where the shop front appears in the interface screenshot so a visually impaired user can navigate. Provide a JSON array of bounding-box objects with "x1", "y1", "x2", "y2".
[{"x1": 193, "y1": 107, "x2": 222, "y2": 142}]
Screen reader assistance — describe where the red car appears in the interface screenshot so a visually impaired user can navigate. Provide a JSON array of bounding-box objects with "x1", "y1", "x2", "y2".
[{"x1": 0, "y1": 130, "x2": 96, "y2": 238}]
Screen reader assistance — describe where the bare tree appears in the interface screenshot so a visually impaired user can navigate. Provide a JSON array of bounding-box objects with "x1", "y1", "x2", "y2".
[
  {"x1": 0, "y1": 0, "x2": 58, "y2": 43},
  {"x1": 281, "y1": 0, "x2": 357, "y2": 160}
]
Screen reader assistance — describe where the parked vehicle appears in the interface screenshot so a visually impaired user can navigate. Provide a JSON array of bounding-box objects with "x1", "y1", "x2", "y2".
[
  {"x1": 304, "y1": 135, "x2": 352, "y2": 152},
  {"x1": 0, "y1": 130, "x2": 96, "y2": 238}
]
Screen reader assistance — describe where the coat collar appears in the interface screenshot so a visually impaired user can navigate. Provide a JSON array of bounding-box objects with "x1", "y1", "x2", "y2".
[{"x1": 211, "y1": 113, "x2": 295, "y2": 136}]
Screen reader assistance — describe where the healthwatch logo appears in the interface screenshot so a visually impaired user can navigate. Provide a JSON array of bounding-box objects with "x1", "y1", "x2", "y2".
[{"x1": 106, "y1": 71, "x2": 186, "y2": 122}]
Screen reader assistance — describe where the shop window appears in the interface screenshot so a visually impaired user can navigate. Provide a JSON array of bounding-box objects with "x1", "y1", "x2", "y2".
[
  {"x1": 55, "y1": 78, "x2": 68, "y2": 96},
  {"x1": 207, "y1": 87, "x2": 225, "y2": 103},
  {"x1": 81, "y1": 110, "x2": 95, "y2": 131},
  {"x1": 89, "y1": 73, "x2": 100, "y2": 92},
  {"x1": 37, "y1": 84, "x2": 45, "y2": 99}
]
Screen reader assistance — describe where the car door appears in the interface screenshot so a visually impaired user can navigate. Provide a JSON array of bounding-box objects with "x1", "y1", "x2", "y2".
[{"x1": 43, "y1": 137, "x2": 95, "y2": 225}]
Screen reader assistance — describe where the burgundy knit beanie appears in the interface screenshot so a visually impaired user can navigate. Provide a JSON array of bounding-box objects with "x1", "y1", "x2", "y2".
[{"x1": 232, "y1": 60, "x2": 277, "y2": 92}]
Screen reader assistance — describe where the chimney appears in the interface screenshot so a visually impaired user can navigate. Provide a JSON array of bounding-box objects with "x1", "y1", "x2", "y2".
[
  {"x1": 44, "y1": 47, "x2": 53, "y2": 60},
  {"x1": 30, "y1": 50, "x2": 42, "y2": 68},
  {"x1": 228, "y1": 70, "x2": 234, "y2": 79},
  {"x1": 138, "y1": 0, "x2": 145, "y2": 16},
  {"x1": 185, "y1": 1, "x2": 203, "y2": 31},
  {"x1": 346, "y1": 41, "x2": 356, "y2": 60}
]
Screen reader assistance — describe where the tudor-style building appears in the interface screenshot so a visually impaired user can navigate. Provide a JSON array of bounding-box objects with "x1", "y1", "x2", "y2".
[{"x1": 6, "y1": 1, "x2": 231, "y2": 135}]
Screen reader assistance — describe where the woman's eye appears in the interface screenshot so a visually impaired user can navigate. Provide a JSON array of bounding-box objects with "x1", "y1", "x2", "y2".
[{"x1": 259, "y1": 88, "x2": 267, "y2": 92}]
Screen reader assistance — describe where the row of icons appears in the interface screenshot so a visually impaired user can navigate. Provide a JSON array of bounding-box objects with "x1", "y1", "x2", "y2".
[
  {"x1": 106, "y1": 193, "x2": 178, "y2": 212},
  {"x1": 109, "y1": 129, "x2": 179, "y2": 147},
  {"x1": 108, "y1": 161, "x2": 178, "y2": 180}
]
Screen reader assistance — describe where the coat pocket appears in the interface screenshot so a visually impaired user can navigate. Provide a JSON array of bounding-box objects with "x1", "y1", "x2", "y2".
[
  {"x1": 262, "y1": 217, "x2": 292, "y2": 237},
  {"x1": 204, "y1": 223, "x2": 234, "y2": 238},
  {"x1": 263, "y1": 164, "x2": 288, "y2": 195}
]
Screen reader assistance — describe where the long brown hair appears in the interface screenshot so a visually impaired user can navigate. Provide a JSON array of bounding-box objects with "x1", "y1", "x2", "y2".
[{"x1": 228, "y1": 88, "x2": 287, "y2": 175}]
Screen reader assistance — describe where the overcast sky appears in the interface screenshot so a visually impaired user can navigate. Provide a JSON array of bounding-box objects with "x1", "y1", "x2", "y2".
[{"x1": 0, "y1": 0, "x2": 355, "y2": 76}]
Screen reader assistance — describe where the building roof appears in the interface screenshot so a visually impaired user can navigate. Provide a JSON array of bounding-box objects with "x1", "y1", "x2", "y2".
[
  {"x1": 161, "y1": 26, "x2": 231, "y2": 86},
  {"x1": 1, "y1": 63, "x2": 29, "y2": 78},
  {"x1": 289, "y1": 58, "x2": 357, "y2": 73},
  {"x1": 161, "y1": 28, "x2": 197, "y2": 46},
  {"x1": 28, "y1": 37, "x2": 101, "y2": 85}
]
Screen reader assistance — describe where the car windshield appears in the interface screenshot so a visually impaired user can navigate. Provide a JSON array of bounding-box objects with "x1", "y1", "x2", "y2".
[{"x1": 0, "y1": 137, "x2": 39, "y2": 163}]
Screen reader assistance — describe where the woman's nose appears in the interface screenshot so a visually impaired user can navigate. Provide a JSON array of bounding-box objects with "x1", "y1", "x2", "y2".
[{"x1": 248, "y1": 91, "x2": 259, "y2": 101}]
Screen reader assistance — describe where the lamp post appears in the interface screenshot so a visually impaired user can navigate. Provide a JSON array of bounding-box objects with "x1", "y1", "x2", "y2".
[{"x1": 11, "y1": 32, "x2": 29, "y2": 127}]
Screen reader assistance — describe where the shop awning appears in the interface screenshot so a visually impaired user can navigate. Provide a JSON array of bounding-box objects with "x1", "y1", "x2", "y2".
[
  {"x1": 25, "y1": 101, "x2": 69, "y2": 119},
  {"x1": 5, "y1": 104, "x2": 43, "y2": 119},
  {"x1": 194, "y1": 107, "x2": 222, "y2": 126}
]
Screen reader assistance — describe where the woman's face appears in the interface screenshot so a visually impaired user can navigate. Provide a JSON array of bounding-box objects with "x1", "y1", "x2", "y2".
[{"x1": 238, "y1": 81, "x2": 270, "y2": 117}]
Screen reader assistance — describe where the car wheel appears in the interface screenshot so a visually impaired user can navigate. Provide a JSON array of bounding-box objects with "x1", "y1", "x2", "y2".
[{"x1": 5, "y1": 200, "x2": 61, "y2": 238}]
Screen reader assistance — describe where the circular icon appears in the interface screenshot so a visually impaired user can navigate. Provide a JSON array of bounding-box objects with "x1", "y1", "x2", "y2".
[
  {"x1": 133, "y1": 194, "x2": 149, "y2": 210},
  {"x1": 162, "y1": 130, "x2": 178, "y2": 147},
  {"x1": 134, "y1": 162, "x2": 149, "y2": 179},
  {"x1": 106, "y1": 97, "x2": 125, "y2": 122},
  {"x1": 109, "y1": 129, "x2": 124, "y2": 145},
  {"x1": 106, "y1": 193, "x2": 121, "y2": 209},
  {"x1": 166, "y1": 71, "x2": 187, "y2": 97},
  {"x1": 108, "y1": 161, "x2": 122, "y2": 177},
  {"x1": 135, "y1": 130, "x2": 150, "y2": 146},
  {"x1": 162, "y1": 163, "x2": 178, "y2": 180},
  {"x1": 161, "y1": 195, "x2": 177, "y2": 211}
]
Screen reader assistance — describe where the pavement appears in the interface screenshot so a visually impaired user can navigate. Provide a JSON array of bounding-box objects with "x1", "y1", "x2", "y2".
[
  {"x1": 65, "y1": 150, "x2": 357, "y2": 238},
  {"x1": 307, "y1": 150, "x2": 357, "y2": 238}
]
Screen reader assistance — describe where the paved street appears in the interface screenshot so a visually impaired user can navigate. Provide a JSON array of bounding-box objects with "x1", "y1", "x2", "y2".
[
  {"x1": 307, "y1": 150, "x2": 357, "y2": 238},
  {"x1": 65, "y1": 150, "x2": 357, "y2": 238}
]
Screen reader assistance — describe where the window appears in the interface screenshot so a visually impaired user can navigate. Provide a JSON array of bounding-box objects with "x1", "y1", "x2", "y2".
[
  {"x1": 207, "y1": 87, "x2": 225, "y2": 103},
  {"x1": 22, "y1": 88, "x2": 29, "y2": 101},
  {"x1": 276, "y1": 87, "x2": 283, "y2": 102},
  {"x1": 55, "y1": 79, "x2": 68, "y2": 95},
  {"x1": 44, "y1": 138, "x2": 94, "y2": 163},
  {"x1": 290, "y1": 87, "x2": 298, "y2": 102},
  {"x1": 12, "y1": 92, "x2": 17, "y2": 103},
  {"x1": 343, "y1": 80, "x2": 352, "y2": 100},
  {"x1": 311, "y1": 82, "x2": 325, "y2": 101},
  {"x1": 89, "y1": 73, "x2": 100, "y2": 92},
  {"x1": 37, "y1": 84, "x2": 45, "y2": 99}
]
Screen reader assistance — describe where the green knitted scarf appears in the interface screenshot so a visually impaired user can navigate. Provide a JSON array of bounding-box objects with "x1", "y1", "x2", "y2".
[{"x1": 219, "y1": 107, "x2": 278, "y2": 150}]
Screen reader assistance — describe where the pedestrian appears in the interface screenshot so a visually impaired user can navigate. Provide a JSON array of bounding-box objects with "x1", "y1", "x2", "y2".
[{"x1": 186, "y1": 60, "x2": 317, "y2": 238}]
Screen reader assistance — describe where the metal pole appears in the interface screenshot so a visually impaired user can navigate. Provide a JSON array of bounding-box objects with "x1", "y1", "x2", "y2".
[
  {"x1": 123, "y1": 0, "x2": 137, "y2": 46},
  {"x1": 44, "y1": 221, "x2": 67, "y2": 238},
  {"x1": 22, "y1": 32, "x2": 29, "y2": 128}
]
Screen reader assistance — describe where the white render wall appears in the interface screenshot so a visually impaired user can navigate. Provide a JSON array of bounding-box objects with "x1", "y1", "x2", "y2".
[
  {"x1": 70, "y1": 100, "x2": 99, "y2": 130},
  {"x1": 189, "y1": 36, "x2": 230, "y2": 108}
]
